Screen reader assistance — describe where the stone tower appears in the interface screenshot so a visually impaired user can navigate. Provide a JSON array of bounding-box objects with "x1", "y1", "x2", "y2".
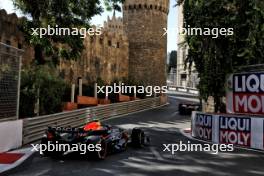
[{"x1": 123, "y1": 0, "x2": 170, "y2": 86}]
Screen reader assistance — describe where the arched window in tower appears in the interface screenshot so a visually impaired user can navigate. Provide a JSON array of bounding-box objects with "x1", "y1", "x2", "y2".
[
  {"x1": 90, "y1": 36, "x2": 94, "y2": 43},
  {"x1": 94, "y1": 57, "x2": 100, "y2": 76},
  {"x1": 150, "y1": 5, "x2": 153, "y2": 9},
  {"x1": 18, "y1": 43, "x2": 22, "y2": 49},
  {"x1": 139, "y1": 4, "x2": 142, "y2": 9},
  {"x1": 117, "y1": 42, "x2": 120, "y2": 48},
  {"x1": 111, "y1": 64, "x2": 117, "y2": 72},
  {"x1": 6, "y1": 40, "x2": 11, "y2": 46},
  {"x1": 99, "y1": 37, "x2": 103, "y2": 45},
  {"x1": 108, "y1": 40, "x2": 112, "y2": 47},
  {"x1": 5, "y1": 40, "x2": 11, "y2": 52},
  {"x1": 144, "y1": 4, "x2": 147, "y2": 9}
]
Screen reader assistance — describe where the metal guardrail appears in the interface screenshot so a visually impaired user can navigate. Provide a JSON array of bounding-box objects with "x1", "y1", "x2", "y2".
[
  {"x1": 23, "y1": 96, "x2": 167, "y2": 144},
  {"x1": 167, "y1": 85, "x2": 199, "y2": 95},
  {"x1": 0, "y1": 117, "x2": 18, "y2": 123}
]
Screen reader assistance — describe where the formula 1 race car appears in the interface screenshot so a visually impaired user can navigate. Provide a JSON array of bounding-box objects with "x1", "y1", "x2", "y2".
[
  {"x1": 41, "y1": 121, "x2": 149, "y2": 159},
  {"x1": 178, "y1": 102, "x2": 201, "y2": 115}
]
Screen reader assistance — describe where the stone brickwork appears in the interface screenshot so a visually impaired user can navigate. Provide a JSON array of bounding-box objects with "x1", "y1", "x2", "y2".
[
  {"x1": 123, "y1": 0, "x2": 169, "y2": 86},
  {"x1": 1, "y1": 0, "x2": 169, "y2": 87},
  {"x1": 78, "y1": 15, "x2": 129, "y2": 84},
  {"x1": 104, "y1": 14, "x2": 124, "y2": 35},
  {"x1": 0, "y1": 9, "x2": 128, "y2": 84},
  {"x1": 0, "y1": 9, "x2": 34, "y2": 66},
  {"x1": 59, "y1": 15, "x2": 129, "y2": 84}
]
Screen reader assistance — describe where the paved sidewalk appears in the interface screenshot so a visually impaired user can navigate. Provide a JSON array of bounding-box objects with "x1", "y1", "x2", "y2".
[{"x1": 0, "y1": 147, "x2": 35, "y2": 175}]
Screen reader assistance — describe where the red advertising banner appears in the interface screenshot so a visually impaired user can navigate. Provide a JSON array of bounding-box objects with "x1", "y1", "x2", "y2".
[{"x1": 226, "y1": 72, "x2": 264, "y2": 115}]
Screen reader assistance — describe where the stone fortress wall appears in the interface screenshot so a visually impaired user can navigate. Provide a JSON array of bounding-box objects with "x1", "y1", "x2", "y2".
[
  {"x1": 1, "y1": 0, "x2": 169, "y2": 86},
  {"x1": 60, "y1": 14, "x2": 129, "y2": 84},
  {"x1": 123, "y1": 0, "x2": 170, "y2": 86},
  {"x1": 0, "y1": 9, "x2": 128, "y2": 84},
  {"x1": 0, "y1": 9, "x2": 34, "y2": 66}
]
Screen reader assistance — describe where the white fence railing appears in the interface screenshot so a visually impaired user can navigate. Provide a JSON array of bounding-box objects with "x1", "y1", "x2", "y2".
[
  {"x1": 23, "y1": 96, "x2": 167, "y2": 144},
  {"x1": 167, "y1": 85, "x2": 199, "y2": 95}
]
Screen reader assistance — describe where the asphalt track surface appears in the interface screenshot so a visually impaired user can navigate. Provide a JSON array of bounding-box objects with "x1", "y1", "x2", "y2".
[{"x1": 9, "y1": 97, "x2": 264, "y2": 176}]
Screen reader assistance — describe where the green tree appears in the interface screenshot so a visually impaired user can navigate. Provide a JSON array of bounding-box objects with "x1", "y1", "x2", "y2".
[
  {"x1": 13, "y1": 0, "x2": 124, "y2": 65},
  {"x1": 104, "y1": 0, "x2": 124, "y2": 12},
  {"x1": 177, "y1": 0, "x2": 264, "y2": 112},
  {"x1": 19, "y1": 66, "x2": 68, "y2": 117}
]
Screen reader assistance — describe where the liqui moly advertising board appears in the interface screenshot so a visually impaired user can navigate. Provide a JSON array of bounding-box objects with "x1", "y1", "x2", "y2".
[
  {"x1": 191, "y1": 112, "x2": 264, "y2": 150},
  {"x1": 226, "y1": 72, "x2": 264, "y2": 115},
  {"x1": 219, "y1": 116, "x2": 251, "y2": 147},
  {"x1": 192, "y1": 113, "x2": 212, "y2": 141}
]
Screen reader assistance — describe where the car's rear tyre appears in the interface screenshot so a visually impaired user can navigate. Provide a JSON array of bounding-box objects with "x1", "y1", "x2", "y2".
[
  {"x1": 94, "y1": 138, "x2": 107, "y2": 160},
  {"x1": 131, "y1": 128, "x2": 145, "y2": 148},
  {"x1": 179, "y1": 104, "x2": 186, "y2": 115},
  {"x1": 40, "y1": 138, "x2": 63, "y2": 158}
]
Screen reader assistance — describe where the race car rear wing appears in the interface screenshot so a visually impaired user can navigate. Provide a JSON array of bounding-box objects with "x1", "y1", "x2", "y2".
[{"x1": 46, "y1": 126, "x2": 108, "y2": 136}]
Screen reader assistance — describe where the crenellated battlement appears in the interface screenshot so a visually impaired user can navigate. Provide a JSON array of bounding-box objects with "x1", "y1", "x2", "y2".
[
  {"x1": 123, "y1": 0, "x2": 170, "y2": 14},
  {"x1": 103, "y1": 13, "x2": 124, "y2": 35},
  {"x1": 0, "y1": 9, "x2": 26, "y2": 25},
  {"x1": 0, "y1": 9, "x2": 35, "y2": 65}
]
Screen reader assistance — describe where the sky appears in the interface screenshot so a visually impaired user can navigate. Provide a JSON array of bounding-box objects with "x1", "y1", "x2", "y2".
[{"x1": 0, "y1": 0, "x2": 178, "y2": 52}]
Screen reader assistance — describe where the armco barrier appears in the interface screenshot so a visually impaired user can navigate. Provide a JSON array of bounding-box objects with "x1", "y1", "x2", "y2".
[
  {"x1": 167, "y1": 86, "x2": 199, "y2": 95},
  {"x1": 23, "y1": 96, "x2": 166, "y2": 145},
  {"x1": 191, "y1": 111, "x2": 264, "y2": 150}
]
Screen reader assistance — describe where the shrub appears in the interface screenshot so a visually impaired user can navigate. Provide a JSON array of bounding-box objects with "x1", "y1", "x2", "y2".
[{"x1": 19, "y1": 65, "x2": 68, "y2": 118}]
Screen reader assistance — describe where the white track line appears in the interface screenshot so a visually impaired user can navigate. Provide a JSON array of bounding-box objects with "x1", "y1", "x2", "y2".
[{"x1": 150, "y1": 147, "x2": 164, "y2": 161}]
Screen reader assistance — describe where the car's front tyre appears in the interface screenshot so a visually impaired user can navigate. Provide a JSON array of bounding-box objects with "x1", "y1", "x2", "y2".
[{"x1": 131, "y1": 128, "x2": 145, "y2": 148}]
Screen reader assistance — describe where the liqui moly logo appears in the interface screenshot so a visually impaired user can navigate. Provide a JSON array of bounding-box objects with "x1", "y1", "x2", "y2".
[
  {"x1": 194, "y1": 114, "x2": 212, "y2": 141},
  {"x1": 232, "y1": 73, "x2": 264, "y2": 115},
  {"x1": 219, "y1": 116, "x2": 251, "y2": 147}
]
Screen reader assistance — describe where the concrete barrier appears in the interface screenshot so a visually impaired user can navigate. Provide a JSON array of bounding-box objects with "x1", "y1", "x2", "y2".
[{"x1": 0, "y1": 120, "x2": 23, "y2": 152}]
